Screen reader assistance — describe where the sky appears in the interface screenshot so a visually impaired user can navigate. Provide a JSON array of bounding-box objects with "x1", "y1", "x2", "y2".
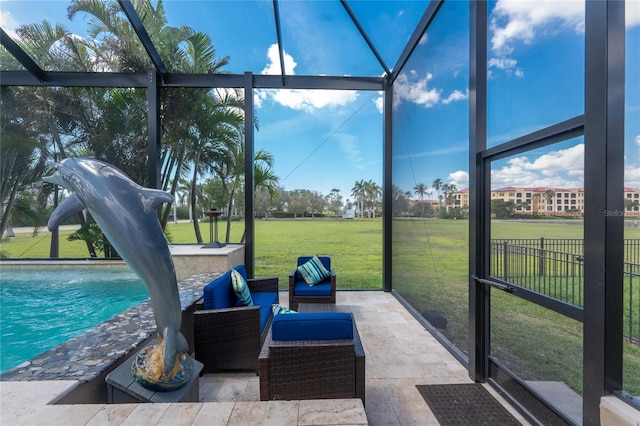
[{"x1": 1, "y1": 0, "x2": 639, "y2": 201}]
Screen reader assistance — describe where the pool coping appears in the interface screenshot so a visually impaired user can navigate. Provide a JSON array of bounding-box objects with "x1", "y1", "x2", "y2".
[{"x1": 0, "y1": 272, "x2": 217, "y2": 383}]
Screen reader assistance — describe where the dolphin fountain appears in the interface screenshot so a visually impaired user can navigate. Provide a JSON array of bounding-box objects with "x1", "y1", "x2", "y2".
[{"x1": 43, "y1": 157, "x2": 192, "y2": 390}]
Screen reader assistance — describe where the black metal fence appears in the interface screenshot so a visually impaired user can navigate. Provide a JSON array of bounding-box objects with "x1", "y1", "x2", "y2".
[{"x1": 490, "y1": 238, "x2": 640, "y2": 344}]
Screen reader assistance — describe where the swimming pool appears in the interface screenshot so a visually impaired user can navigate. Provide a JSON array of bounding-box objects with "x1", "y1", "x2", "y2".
[{"x1": 0, "y1": 267, "x2": 149, "y2": 373}]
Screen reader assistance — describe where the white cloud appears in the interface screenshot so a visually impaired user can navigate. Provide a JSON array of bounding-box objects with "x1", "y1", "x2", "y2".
[
  {"x1": 491, "y1": 143, "x2": 584, "y2": 188},
  {"x1": 490, "y1": 0, "x2": 585, "y2": 54},
  {"x1": 393, "y1": 71, "x2": 440, "y2": 108},
  {"x1": 448, "y1": 170, "x2": 469, "y2": 189},
  {"x1": 627, "y1": 135, "x2": 640, "y2": 187},
  {"x1": 420, "y1": 140, "x2": 640, "y2": 191},
  {"x1": 374, "y1": 94, "x2": 384, "y2": 114},
  {"x1": 626, "y1": 164, "x2": 640, "y2": 188},
  {"x1": 628, "y1": 1, "x2": 640, "y2": 28},
  {"x1": 488, "y1": 57, "x2": 517, "y2": 70},
  {"x1": 442, "y1": 89, "x2": 469, "y2": 104},
  {"x1": 256, "y1": 44, "x2": 359, "y2": 111},
  {"x1": 487, "y1": 57, "x2": 524, "y2": 77},
  {"x1": 394, "y1": 70, "x2": 468, "y2": 108},
  {"x1": 265, "y1": 88, "x2": 359, "y2": 112},
  {"x1": 261, "y1": 44, "x2": 297, "y2": 75},
  {"x1": 486, "y1": 0, "x2": 640, "y2": 80}
]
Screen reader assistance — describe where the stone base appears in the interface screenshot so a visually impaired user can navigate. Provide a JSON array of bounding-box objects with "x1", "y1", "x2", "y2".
[{"x1": 169, "y1": 244, "x2": 245, "y2": 280}]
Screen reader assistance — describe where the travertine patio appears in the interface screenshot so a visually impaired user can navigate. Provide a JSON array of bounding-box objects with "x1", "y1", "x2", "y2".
[{"x1": 1, "y1": 291, "x2": 530, "y2": 425}]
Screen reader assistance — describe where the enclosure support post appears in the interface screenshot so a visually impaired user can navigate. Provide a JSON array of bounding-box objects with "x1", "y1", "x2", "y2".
[
  {"x1": 583, "y1": 1, "x2": 625, "y2": 424},
  {"x1": 147, "y1": 69, "x2": 161, "y2": 189},
  {"x1": 468, "y1": 0, "x2": 489, "y2": 383},
  {"x1": 244, "y1": 72, "x2": 255, "y2": 278},
  {"x1": 383, "y1": 76, "x2": 393, "y2": 293}
]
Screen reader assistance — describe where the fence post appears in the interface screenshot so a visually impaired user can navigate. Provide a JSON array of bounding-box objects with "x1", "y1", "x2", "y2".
[
  {"x1": 503, "y1": 241, "x2": 509, "y2": 280},
  {"x1": 538, "y1": 237, "x2": 545, "y2": 276}
]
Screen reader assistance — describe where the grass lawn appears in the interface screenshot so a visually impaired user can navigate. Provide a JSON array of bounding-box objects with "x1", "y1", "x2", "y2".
[
  {"x1": 391, "y1": 218, "x2": 640, "y2": 397},
  {"x1": 1, "y1": 218, "x2": 384, "y2": 289},
  {"x1": 2, "y1": 217, "x2": 639, "y2": 396}
]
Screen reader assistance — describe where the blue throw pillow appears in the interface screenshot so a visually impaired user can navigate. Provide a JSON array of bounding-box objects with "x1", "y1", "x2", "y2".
[
  {"x1": 297, "y1": 255, "x2": 331, "y2": 286},
  {"x1": 231, "y1": 268, "x2": 253, "y2": 306}
]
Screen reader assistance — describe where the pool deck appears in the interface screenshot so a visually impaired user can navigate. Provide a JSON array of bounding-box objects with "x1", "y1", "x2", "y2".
[
  {"x1": 1, "y1": 287, "x2": 533, "y2": 425},
  {"x1": 3, "y1": 283, "x2": 637, "y2": 424}
]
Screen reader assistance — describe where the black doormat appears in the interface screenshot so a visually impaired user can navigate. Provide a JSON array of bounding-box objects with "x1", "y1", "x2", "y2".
[{"x1": 416, "y1": 383, "x2": 521, "y2": 426}]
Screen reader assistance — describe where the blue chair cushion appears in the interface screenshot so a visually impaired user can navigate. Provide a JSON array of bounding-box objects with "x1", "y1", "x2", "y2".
[
  {"x1": 251, "y1": 291, "x2": 279, "y2": 332},
  {"x1": 293, "y1": 281, "x2": 332, "y2": 296},
  {"x1": 271, "y1": 312, "x2": 353, "y2": 341},
  {"x1": 203, "y1": 265, "x2": 249, "y2": 309},
  {"x1": 203, "y1": 269, "x2": 235, "y2": 309}
]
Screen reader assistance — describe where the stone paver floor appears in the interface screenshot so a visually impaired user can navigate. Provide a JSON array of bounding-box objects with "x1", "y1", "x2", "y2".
[
  {"x1": 1, "y1": 291, "x2": 529, "y2": 425},
  {"x1": 197, "y1": 291, "x2": 529, "y2": 425}
]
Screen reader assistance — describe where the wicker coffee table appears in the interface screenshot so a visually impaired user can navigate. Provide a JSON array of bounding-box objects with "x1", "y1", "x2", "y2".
[{"x1": 259, "y1": 302, "x2": 365, "y2": 404}]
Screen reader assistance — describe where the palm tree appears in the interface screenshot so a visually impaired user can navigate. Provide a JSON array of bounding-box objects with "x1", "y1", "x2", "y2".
[
  {"x1": 69, "y1": 0, "x2": 234, "y2": 240},
  {"x1": 16, "y1": 0, "x2": 268, "y2": 249},
  {"x1": 328, "y1": 188, "x2": 343, "y2": 217},
  {"x1": 237, "y1": 148, "x2": 279, "y2": 243},
  {"x1": 351, "y1": 180, "x2": 366, "y2": 219},
  {"x1": 4, "y1": 20, "x2": 106, "y2": 256},
  {"x1": 413, "y1": 183, "x2": 428, "y2": 217},
  {"x1": 391, "y1": 185, "x2": 410, "y2": 217},
  {"x1": 432, "y1": 178, "x2": 443, "y2": 211},
  {"x1": 365, "y1": 180, "x2": 382, "y2": 218},
  {"x1": 158, "y1": 35, "x2": 232, "y2": 229},
  {"x1": 441, "y1": 183, "x2": 458, "y2": 212},
  {"x1": 187, "y1": 94, "x2": 245, "y2": 243}
]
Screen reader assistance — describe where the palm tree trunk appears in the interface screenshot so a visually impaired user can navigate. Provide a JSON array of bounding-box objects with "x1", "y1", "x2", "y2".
[
  {"x1": 0, "y1": 177, "x2": 19, "y2": 237},
  {"x1": 160, "y1": 148, "x2": 184, "y2": 229},
  {"x1": 225, "y1": 178, "x2": 238, "y2": 243},
  {"x1": 190, "y1": 171, "x2": 203, "y2": 244}
]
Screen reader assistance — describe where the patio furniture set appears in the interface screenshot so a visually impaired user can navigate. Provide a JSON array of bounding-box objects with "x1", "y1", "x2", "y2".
[
  {"x1": 106, "y1": 256, "x2": 364, "y2": 405},
  {"x1": 192, "y1": 256, "x2": 365, "y2": 404}
]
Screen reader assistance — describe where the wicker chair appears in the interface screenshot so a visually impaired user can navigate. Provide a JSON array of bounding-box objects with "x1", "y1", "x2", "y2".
[
  {"x1": 193, "y1": 266, "x2": 279, "y2": 373},
  {"x1": 258, "y1": 312, "x2": 365, "y2": 404},
  {"x1": 288, "y1": 256, "x2": 336, "y2": 311}
]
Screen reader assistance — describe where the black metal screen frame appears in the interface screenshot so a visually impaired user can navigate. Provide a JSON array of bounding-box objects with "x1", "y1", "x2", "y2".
[
  {"x1": 1, "y1": 0, "x2": 635, "y2": 421},
  {"x1": 468, "y1": 1, "x2": 631, "y2": 424}
]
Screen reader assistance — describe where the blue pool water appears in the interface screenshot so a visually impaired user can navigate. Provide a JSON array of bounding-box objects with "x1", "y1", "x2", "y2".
[{"x1": 0, "y1": 267, "x2": 149, "y2": 374}]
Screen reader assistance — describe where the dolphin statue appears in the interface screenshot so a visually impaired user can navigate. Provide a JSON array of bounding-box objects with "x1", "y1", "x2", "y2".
[{"x1": 43, "y1": 157, "x2": 188, "y2": 383}]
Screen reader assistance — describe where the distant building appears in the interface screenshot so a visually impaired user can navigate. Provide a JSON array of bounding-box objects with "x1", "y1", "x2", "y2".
[
  {"x1": 447, "y1": 186, "x2": 640, "y2": 217},
  {"x1": 625, "y1": 187, "x2": 640, "y2": 217},
  {"x1": 452, "y1": 188, "x2": 469, "y2": 208}
]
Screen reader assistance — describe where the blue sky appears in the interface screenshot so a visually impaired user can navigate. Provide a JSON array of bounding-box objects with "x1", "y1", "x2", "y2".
[{"x1": 1, "y1": 0, "x2": 639, "y2": 200}]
